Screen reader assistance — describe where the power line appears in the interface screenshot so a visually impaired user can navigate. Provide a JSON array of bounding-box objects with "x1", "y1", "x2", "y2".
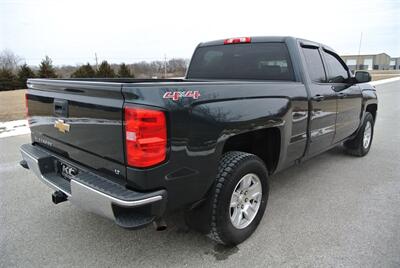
[{"x1": 21, "y1": 56, "x2": 187, "y2": 61}]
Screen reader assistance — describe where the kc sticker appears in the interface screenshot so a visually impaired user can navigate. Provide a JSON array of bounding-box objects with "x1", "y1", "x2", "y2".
[{"x1": 163, "y1": 91, "x2": 201, "y2": 101}]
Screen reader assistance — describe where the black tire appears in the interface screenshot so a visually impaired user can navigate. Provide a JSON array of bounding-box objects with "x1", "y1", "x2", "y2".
[
  {"x1": 188, "y1": 151, "x2": 269, "y2": 245},
  {"x1": 344, "y1": 112, "x2": 374, "y2": 157}
]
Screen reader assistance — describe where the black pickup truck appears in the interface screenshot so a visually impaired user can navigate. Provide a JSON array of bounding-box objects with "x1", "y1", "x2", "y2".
[{"x1": 20, "y1": 36, "x2": 377, "y2": 245}]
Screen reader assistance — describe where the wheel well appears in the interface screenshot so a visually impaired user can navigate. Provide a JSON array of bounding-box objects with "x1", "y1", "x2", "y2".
[
  {"x1": 222, "y1": 128, "x2": 280, "y2": 174},
  {"x1": 366, "y1": 104, "x2": 377, "y2": 122}
]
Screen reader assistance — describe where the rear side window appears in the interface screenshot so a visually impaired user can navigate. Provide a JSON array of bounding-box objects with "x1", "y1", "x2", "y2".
[
  {"x1": 322, "y1": 50, "x2": 349, "y2": 83},
  {"x1": 187, "y1": 43, "x2": 295, "y2": 81},
  {"x1": 302, "y1": 47, "x2": 326, "y2": 83}
]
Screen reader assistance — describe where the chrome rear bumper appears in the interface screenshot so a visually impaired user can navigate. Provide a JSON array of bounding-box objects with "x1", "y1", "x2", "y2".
[{"x1": 20, "y1": 143, "x2": 167, "y2": 229}]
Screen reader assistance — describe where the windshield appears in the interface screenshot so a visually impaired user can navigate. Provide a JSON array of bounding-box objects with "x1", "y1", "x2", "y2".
[{"x1": 187, "y1": 42, "x2": 295, "y2": 81}]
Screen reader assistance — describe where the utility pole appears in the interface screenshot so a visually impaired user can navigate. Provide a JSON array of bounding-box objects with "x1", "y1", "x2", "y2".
[
  {"x1": 356, "y1": 32, "x2": 363, "y2": 71},
  {"x1": 95, "y1": 53, "x2": 98, "y2": 71},
  {"x1": 164, "y1": 54, "x2": 167, "y2": 78}
]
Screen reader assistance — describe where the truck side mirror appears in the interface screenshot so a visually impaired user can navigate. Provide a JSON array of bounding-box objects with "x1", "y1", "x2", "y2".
[{"x1": 355, "y1": 71, "x2": 371, "y2": 83}]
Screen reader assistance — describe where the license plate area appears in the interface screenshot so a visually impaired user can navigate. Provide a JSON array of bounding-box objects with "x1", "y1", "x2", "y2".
[{"x1": 57, "y1": 161, "x2": 79, "y2": 181}]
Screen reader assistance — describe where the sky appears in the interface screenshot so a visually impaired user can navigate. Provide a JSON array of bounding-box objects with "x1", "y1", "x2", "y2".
[{"x1": 0, "y1": 0, "x2": 399, "y2": 66}]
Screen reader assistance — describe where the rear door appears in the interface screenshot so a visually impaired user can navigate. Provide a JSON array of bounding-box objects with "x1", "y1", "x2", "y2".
[
  {"x1": 321, "y1": 49, "x2": 362, "y2": 143},
  {"x1": 27, "y1": 79, "x2": 126, "y2": 179},
  {"x1": 301, "y1": 45, "x2": 337, "y2": 156}
]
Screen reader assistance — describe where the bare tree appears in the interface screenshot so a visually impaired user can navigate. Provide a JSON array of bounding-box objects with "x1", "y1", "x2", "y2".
[
  {"x1": 129, "y1": 58, "x2": 189, "y2": 78},
  {"x1": 0, "y1": 49, "x2": 22, "y2": 72}
]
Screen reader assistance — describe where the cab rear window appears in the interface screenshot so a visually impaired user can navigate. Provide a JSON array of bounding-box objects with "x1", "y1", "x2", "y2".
[{"x1": 187, "y1": 43, "x2": 295, "y2": 81}]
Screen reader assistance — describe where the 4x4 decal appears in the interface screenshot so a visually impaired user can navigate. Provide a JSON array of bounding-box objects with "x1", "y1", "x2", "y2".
[{"x1": 163, "y1": 91, "x2": 201, "y2": 101}]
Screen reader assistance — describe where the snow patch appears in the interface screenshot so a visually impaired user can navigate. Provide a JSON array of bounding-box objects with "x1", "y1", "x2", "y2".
[
  {"x1": 0, "y1": 119, "x2": 30, "y2": 138},
  {"x1": 370, "y1": 77, "x2": 400, "y2": 86}
]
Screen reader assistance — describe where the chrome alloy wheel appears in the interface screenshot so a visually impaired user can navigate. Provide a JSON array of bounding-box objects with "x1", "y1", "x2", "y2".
[
  {"x1": 229, "y1": 173, "x2": 262, "y2": 229},
  {"x1": 363, "y1": 121, "x2": 372, "y2": 149}
]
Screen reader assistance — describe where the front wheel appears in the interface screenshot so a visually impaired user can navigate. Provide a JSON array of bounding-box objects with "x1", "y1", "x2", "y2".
[
  {"x1": 344, "y1": 112, "x2": 374, "y2": 156},
  {"x1": 206, "y1": 151, "x2": 269, "y2": 245}
]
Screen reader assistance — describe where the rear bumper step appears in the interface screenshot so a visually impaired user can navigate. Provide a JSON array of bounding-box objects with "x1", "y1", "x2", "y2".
[{"x1": 20, "y1": 143, "x2": 167, "y2": 229}]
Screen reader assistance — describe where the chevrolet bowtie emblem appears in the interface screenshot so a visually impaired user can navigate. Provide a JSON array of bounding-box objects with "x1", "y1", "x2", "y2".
[{"x1": 54, "y1": 119, "x2": 70, "y2": 133}]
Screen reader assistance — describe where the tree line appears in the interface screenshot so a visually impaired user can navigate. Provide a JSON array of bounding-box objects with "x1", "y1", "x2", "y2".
[{"x1": 0, "y1": 49, "x2": 189, "y2": 91}]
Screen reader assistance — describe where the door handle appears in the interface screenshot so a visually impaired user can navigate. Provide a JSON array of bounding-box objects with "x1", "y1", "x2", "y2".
[
  {"x1": 337, "y1": 92, "x2": 347, "y2": 99},
  {"x1": 312, "y1": 94, "x2": 325, "y2": 102}
]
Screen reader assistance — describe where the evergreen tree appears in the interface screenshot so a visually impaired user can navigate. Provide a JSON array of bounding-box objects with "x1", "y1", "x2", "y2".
[
  {"x1": 71, "y1": 63, "x2": 96, "y2": 78},
  {"x1": 117, "y1": 63, "x2": 134, "y2": 78},
  {"x1": 0, "y1": 68, "x2": 18, "y2": 90},
  {"x1": 96, "y1": 61, "x2": 115, "y2": 78},
  {"x1": 38, "y1": 56, "x2": 57, "y2": 78},
  {"x1": 17, "y1": 64, "x2": 36, "y2": 88}
]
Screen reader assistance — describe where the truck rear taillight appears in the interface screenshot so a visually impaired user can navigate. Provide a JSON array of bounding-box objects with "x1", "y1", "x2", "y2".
[
  {"x1": 224, "y1": 37, "x2": 251, "y2": 45},
  {"x1": 124, "y1": 106, "x2": 167, "y2": 168}
]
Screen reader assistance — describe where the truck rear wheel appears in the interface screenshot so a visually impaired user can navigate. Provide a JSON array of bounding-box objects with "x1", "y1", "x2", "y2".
[
  {"x1": 344, "y1": 112, "x2": 374, "y2": 157},
  {"x1": 204, "y1": 151, "x2": 269, "y2": 245}
]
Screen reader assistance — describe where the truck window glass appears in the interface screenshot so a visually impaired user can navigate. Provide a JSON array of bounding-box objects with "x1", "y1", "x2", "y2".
[
  {"x1": 323, "y1": 51, "x2": 349, "y2": 83},
  {"x1": 302, "y1": 47, "x2": 326, "y2": 83},
  {"x1": 187, "y1": 43, "x2": 295, "y2": 81}
]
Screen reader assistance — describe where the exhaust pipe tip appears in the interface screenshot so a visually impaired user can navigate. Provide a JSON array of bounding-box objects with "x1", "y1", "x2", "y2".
[
  {"x1": 153, "y1": 218, "x2": 167, "y2": 231},
  {"x1": 20, "y1": 160, "x2": 29, "y2": 169},
  {"x1": 52, "y1": 190, "x2": 68, "y2": 204}
]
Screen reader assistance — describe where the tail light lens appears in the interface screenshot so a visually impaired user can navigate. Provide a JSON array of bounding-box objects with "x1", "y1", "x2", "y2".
[{"x1": 124, "y1": 106, "x2": 167, "y2": 168}]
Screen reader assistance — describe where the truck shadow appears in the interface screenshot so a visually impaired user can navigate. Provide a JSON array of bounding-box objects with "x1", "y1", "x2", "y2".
[{"x1": 33, "y1": 145, "x2": 353, "y2": 264}]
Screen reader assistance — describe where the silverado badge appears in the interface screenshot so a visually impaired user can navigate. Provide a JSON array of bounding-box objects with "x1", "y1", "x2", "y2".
[{"x1": 54, "y1": 119, "x2": 70, "y2": 133}]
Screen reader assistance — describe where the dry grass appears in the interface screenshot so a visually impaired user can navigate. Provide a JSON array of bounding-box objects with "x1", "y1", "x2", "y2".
[
  {"x1": 368, "y1": 70, "x2": 400, "y2": 81},
  {"x1": 0, "y1": 89, "x2": 26, "y2": 122}
]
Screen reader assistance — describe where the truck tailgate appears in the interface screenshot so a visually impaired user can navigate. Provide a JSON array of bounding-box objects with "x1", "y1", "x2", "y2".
[{"x1": 26, "y1": 79, "x2": 126, "y2": 179}]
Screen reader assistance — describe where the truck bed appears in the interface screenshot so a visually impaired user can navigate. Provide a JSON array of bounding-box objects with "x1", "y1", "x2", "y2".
[{"x1": 27, "y1": 78, "x2": 308, "y2": 208}]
